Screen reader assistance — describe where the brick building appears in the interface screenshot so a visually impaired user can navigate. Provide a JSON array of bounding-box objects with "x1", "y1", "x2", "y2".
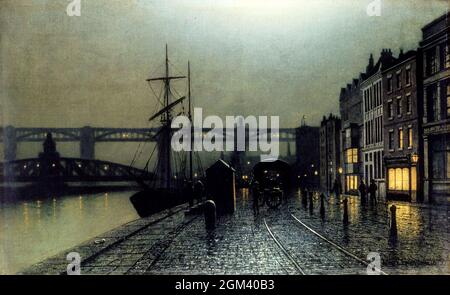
[
  {"x1": 419, "y1": 13, "x2": 450, "y2": 203},
  {"x1": 382, "y1": 50, "x2": 423, "y2": 202},
  {"x1": 361, "y1": 50, "x2": 396, "y2": 200},
  {"x1": 319, "y1": 114, "x2": 341, "y2": 193},
  {"x1": 339, "y1": 78, "x2": 363, "y2": 195}
]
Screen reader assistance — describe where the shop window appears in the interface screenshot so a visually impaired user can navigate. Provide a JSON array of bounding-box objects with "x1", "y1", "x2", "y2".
[
  {"x1": 346, "y1": 175, "x2": 358, "y2": 190},
  {"x1": 430, "y1": 135, "x2": 450, "y2": 179},
  {"x1": 388, "y1": 167, "x2": 412, "y2": 191}
]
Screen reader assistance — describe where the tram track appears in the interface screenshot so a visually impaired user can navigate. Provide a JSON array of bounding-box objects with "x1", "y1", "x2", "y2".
[
  {"x1": 263, "y1": 218, "x2": 306, "y2": 275},
  {"x1": 290, "y1": 213, "x2": 388, "y2": 275},
  {"x1": 263, "y1": 214, "x2": 388, "y2": 275}
]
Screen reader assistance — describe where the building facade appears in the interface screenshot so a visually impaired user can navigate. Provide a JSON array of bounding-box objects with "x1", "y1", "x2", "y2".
[
  {"x1": 361, "y1": 50, "x2": 396, "y2": 199},
  {"x1": 339, "y1": 79, "x2": 363, "y2": 195},
  {"x1": 382, "y1": 50, "x2": 423, "y2": 202},
  {"x1": 419, "y1": 13, "x2": 450, "y2": 204},
  {"x1": 319, "y1": 114, "x2": 341, "y2": 193},
  {"x1": 295, "y1": 124, "x2": 320, "y2": 189}
]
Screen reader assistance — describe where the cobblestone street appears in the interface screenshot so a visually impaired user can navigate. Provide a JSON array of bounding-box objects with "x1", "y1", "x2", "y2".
[{"x1": 22, "y1": 189, "x2": 449, "y2": 275}]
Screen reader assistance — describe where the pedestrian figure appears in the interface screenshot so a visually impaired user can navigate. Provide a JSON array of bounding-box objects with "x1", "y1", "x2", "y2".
[
  {"x1": 369, "y1": 179, "x2": 378, "y2": 204},
  {"x1": 359, "y1": 179, "x2": 367, "y2": 204},
  {"x1": 183, "y1": 180, "x2": 194, "y2": 207},
  {"x1": 193, "y1": 180, "x2": 204, "y2": 204},
  {"x1": 319, "y1": 193, "x2": 325, "y2": 218},
  {"x1": 332, "y1": 178, "x2": 341, "y2": 198},
  {"x1": 251, "y1": 179, "x2": 260, "y2": 214}
]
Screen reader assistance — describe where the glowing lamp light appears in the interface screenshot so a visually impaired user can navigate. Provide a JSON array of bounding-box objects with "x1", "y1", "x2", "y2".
[
  {"x1": 314, "y1": 171, "x2": 318, "y2": 176},
  {"x1": 412, "y1": 153, "x2": 419, "y2": 163},
  {"x1": 338, "y1": 167, "x2": 343, "y2": 174}
]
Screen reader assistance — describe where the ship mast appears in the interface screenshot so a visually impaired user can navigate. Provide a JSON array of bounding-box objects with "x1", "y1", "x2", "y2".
[
  {"x1": 188, "y1": 61, "x2": 193, "y2": 183},
  {"x1": 164, "y1": 45, "x2": 171, "y2": 189},
  {"x1": 147, "y1": 45, "x2": 186, "y2": 190}
]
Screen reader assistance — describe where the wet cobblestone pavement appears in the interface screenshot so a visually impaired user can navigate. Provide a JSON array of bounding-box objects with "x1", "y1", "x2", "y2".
[{"x1": 22, "y1": 189, "x2": 449, "y2": 275}]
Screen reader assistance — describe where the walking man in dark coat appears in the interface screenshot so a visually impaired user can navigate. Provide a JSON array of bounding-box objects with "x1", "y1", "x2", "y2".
[
  {"x1": 251, "y1": 179, "x2": 260, "y2": 215},
  {"x1": 369, "y1": 179, "x2": 378, "y2": 204},
  {"x1": 359, "y1": 179, "x2": 367, "y2": 204}
]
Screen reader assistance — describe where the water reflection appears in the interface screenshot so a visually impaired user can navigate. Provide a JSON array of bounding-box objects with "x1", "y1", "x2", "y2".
[{"x1": 0, "y1": 191, "x2": 139, "y2": 274}]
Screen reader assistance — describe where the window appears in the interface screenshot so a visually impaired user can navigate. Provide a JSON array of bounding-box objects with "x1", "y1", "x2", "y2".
[
  {"x1": 388, "y1": 101, "x2": 393, "y2": 118},
  {"x1": 387, "y1": 77, "x2": 393, "y2": 92},
  {"x1": 430, "y1": 135, "x2": 450, "y2": 179},
  {"x1": 426, "y1": 86, "x2": 439, "y2": 121},
  {"x1": 441, "y1": 42, "x2": 450, "y2": 70},
  {"x1": 346, "y1": 148, "x2": 358, "y2": 163},
  {"x1": 426, "y1": 49, "x2": 437, "y2": 76},
  {"x1": 396, "y1": 71, "x2": 402, "y2": 89},
  {"x1": 408, "y1": 127, "x2": 413, "y2": 148},
  {"x1": 406, "y1": 94, "x2": 412, "y2": 113},
  {"x1": 389, "y1": 130, "x2": 394, "y2": 150},
  {"x1": 405, "y1": 68, "x2": 411, "y2": 85},
  {"x1": 446, "y1": 43, "x2": 450, "y2": 69},
  {"x1": 398, "y1": 128, "x2": 403, "y2": 149},
  {"x1": 346, "y1": 175, "x2": 358, "y2": 191},
  {"x1": 388, "y1": 167, "x2": 412, "y2": 191},
  {"x1": 447, "y1": 84, "x2": 450, "y2": 117},
  {"x1": 397, "y1": 97, "x2": 402, "y2": 116}
]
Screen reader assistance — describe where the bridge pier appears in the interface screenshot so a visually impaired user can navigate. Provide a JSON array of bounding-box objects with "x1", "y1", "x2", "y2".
[
  {"x1": 4, "y1": 126, "x2": 17, "y2": 161},
  {"x1": 80, "y1": 126, "x2": 95, "y2": 159}
]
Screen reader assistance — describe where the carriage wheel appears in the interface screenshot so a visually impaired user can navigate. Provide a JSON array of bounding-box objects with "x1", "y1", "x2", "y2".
[{"x1": 266, "y1": 190, "x2": 282, "y2": 208}]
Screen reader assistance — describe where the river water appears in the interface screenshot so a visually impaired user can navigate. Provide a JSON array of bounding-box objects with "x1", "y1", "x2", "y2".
[{"x1": 0, "y1": 190, "x2": 139, "y2": 274}]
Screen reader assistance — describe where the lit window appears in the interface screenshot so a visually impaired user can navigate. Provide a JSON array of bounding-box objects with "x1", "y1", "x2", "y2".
[
  {"x1": 408, "y1": 128, "x2": 413, "y2": 148},
  {"x1": 411, "y1": 167, "x2": 417, "y2": 191},
  {"x1": 388, "y1": 167, "x2": 412, "y2": 191},
  {"x1": 346, "y1": 148, "x2": 358, "y2": 163},
  {"x1": 346, "y1": 175, "x2": 358, "y2": 190},
  {"x1": 398, "y1": 128, "x2": 403, "y2": 149}
]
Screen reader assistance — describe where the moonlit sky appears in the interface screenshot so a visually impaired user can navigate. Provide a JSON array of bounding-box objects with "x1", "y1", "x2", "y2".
[{"x1": 0, "y1": 0, "x2": 448, "y2": 162}]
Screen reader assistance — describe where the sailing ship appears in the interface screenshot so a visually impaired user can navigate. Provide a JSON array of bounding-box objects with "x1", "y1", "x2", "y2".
[{"x1": 130, "y1": 46, "x2": 200, "y2": 217}]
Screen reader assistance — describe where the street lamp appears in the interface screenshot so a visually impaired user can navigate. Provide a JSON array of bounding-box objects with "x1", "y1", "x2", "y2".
[{"x1": 411, "y1": 153, "x2": 419, "y2": 163}]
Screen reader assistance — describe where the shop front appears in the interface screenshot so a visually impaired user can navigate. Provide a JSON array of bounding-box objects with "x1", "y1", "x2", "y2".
[{"x1": 385, "y1": 154, "x2": 419, "y2": 202}]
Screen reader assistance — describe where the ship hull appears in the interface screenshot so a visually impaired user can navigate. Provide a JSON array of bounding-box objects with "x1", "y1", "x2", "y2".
[{"x1": 130, "y1": 188, "x2": 183, "y2": 218}]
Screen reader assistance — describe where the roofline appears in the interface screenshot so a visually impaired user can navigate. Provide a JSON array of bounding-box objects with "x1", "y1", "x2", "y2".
[{"x1": 421, "y1": 12, "x2": 449, "y2": 31}]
